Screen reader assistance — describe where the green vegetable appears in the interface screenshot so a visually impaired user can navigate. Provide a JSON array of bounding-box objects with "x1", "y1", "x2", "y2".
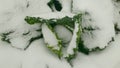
[
  {"x1": 25, "y1": 13, "x2": 110, "y2": 63},
  {"x1": 25, "y1": 16, "x2": 43, "y2": 24},
  {"x1": 25, "y1": 14, "x2": 82, "y2": 59},
  {"x1": 57, "y1": 16, "x2": 75, "y2": 32},
  {"x1": 25, "y1": 16, "x2": 75, "y2": 32}
]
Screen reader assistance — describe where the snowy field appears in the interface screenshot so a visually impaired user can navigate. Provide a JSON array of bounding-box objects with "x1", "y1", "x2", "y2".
[{"x1": 0, "y1": 0, "x2": 120, "y2": 68}]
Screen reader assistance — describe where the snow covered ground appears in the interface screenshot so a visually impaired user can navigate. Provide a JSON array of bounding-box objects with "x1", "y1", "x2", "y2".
[{"x1": 0, "y1": 0, "x2": 120, "y2": 68}]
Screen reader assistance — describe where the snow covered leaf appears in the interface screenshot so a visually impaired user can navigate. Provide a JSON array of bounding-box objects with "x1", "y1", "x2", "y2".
[
  {"x1": 65, "y1": 14, "x2": 82, "y2": 62},
  {"x1": 24, "y1": 12, "x2": 113, "y2": 64},
  {"x1": 25, "y1": 15, "x2": 75, "y2": 32},
  {"x1": 73, "y1": 0, "x2": 115, "y2": 54},
  {"x1": 25, "y1": 14, "x2": 82, "y2": 60},
  {"x1": 42, "y1": 23, "x2": 63, "y2": 58},
  {"x1": 0, "y1": 31, "x2": 14, "y2": 43}
]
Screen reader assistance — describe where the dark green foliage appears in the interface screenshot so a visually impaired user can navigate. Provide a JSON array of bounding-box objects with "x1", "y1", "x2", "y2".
[
  {"x1": 23, "y1": 31, "x2": 30, "y2": 35},
  {"x1": 47, "y1": 0, "x2": 62, "y2": 11},
  {"x1": 78, "y1": 42, "x2": 107, "y2": 54},
  {"x1": 57, "y1": 16, "x2": 75, "y2": 32},
  {"x1": 1, "y1": 36, "x2": 11, "y2": 43},
  {"x1": 78, "y1": 39, "x2": 89, "y2": 55},
  {"x1": 44, "y1": 19, "x2": 57, "y2": 29},
  {"x1": 73, "y1": 14, "x2": 82, "y2": 22},
  {"x1": 116, "y1": 0, "x2": 120, "y2": 2},
  {"x1": 25, "y1": 16, "x2": 76, "y2": 32},
  {"x1": 83, "y1": 26, "x2": 99, "y2": 31},
  {"x1": 78, "y1": 38, "x2": 108, "y2": 54},
  {"x1": 25, "y1": 14, "x2": 83, "y2": 32},
  {"x1": 25, "y1": 16, "x2": 43, "y2": 24},
  {"x1": 57, "y1": 16, "x2": 74, "y2": 28}
]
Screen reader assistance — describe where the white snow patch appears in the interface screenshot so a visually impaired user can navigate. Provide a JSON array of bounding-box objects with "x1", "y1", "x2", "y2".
[
  {"x1": 0, "y1": 44, "x2": 24, "y2": 68},
  {"x1": 60, "y1": 0, "x2": 72, "y2": 12},
  {"x1": 32, "y1": 12, "x2": 74, "y2": 19}
]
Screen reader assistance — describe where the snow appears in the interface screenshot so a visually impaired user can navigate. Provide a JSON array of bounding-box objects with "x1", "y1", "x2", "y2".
[
  {"x1": 0, "y1": 35, "x2": 120, "y2": 68},
  {"x1": 67, "y1": 23, "x2": 79, "y2": 55},
  {"x1": 60, "y1": 0, "x2": 72, "y2": 12},
  {"x1": 0, "y1": 0, "x2": 120, "y2": 68},
  {"x1": 10, "y1": 36, "x2": 29, "y2": 49},
  {"x1": 42, "y1": 23, "x2": 58, "y2": 47},
  {"x1": 0, "y1": 44, "x2": 23, "y2": 68},
  {"x1": 32, "y1": 12, "x2": 74, "y2": 19}
]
